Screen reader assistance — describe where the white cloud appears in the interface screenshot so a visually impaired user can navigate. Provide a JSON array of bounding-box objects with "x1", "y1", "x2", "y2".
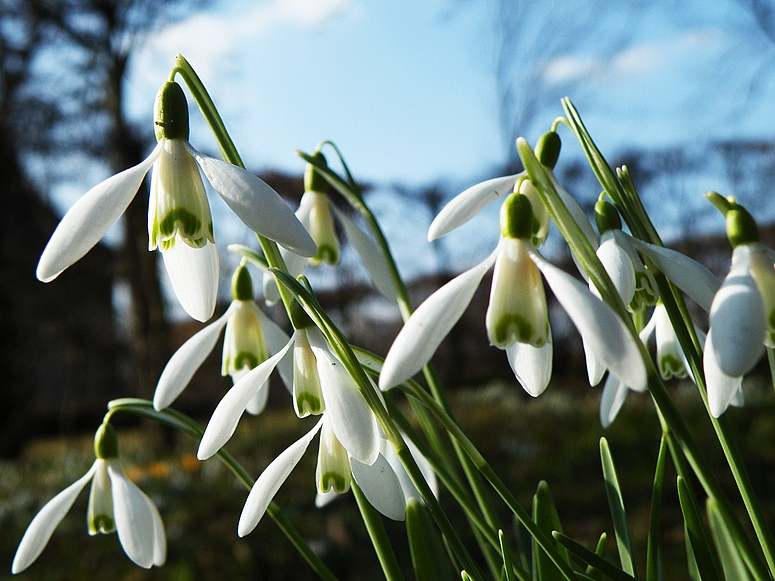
[
  {"x1": 135, "y1": 0, "x2": 359, "y2": 82},
  {"x1": 541, "y1": 28, "x2": 724, "y2": 85}
]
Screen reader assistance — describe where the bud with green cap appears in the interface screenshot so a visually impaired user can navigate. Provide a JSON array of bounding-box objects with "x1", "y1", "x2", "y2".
[
  {"x1": 94, "y1": 422, "x2": 119, "y2": 460},
  {"x1": 154, "y1": 81, "x2": 190, "y2": 142},
  {"x1": 535, "y1": 130, "x2": 561, "y2": 169},
  {"x1": 500, "y1": 192, "x2": 535, "y2": 240},
  {"x1": 594, "y1": 198, "x2": 622, "y2": 235}
]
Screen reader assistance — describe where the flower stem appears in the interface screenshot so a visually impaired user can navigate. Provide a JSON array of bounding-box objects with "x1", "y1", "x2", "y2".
[
  {"x1": 105, "y1": 398, "x2": 341, "y2": 581},
  {"x1": 352, "y1": 482, "x2": 407, "y2": 581},
  {"x1": 395, "y1": 382, "x2": 582, "y2": 581}
]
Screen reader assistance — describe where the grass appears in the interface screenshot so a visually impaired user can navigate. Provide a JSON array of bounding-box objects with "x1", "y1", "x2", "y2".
[{"x1": 2, "y1": 377, "x2": 775, "y2": 580}]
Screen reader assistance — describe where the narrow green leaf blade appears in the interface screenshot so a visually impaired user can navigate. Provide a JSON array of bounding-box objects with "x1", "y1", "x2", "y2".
[
  {"x1": 646, "y1": 434, "x2": 669, "y2": 581},
  {"x1": 585, "y1": 533, "x2": 607, "y2": 581},
  {"x1": 677, "y1": 476, "x2": 722, "y2": 581},
  {"x1": 707, "y1": 499, "x2": 753, "y2": 581},
  {"x1": 552, "y1": 532, "x2": 637, "y2": 581},
  {"x1": 533, "y1": 481, "x2": 569, "y2": 581},
  {"x1": 406, "y1": 498, "x2": 456, "y2": 581},
  {"x1": 600, "y1": 437, "x2": 637, "y2": 576}
]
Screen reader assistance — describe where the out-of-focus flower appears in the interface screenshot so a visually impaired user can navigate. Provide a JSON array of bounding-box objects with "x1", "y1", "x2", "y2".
[
  {"x1": 36, "y1": 80, "x2": 315, "y2": 321},
  {"x1": 264, "y1": 151, "x2": 397, "y2": 304},
  {"x1": 153, "y1": 262, "x2": 291, "y2": 413},
  {"x1": 12, "y1": 424, "x2": 166, "y2": 573}
]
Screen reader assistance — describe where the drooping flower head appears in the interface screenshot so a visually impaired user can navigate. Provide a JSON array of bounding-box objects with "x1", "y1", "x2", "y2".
[
  {"x1": 12, "y1": 423, "x2": 166, "y2": 573},
  {"x1": 263, "y1": 149, "x2": 398, "y2": 305},
  {"x1": 380, "y1": 188, "x2": 647, "y2": 398},
  {"x1": 153, "y1": 261, "x2": 292, "y2": 413},
  {"x1": 36, "y1": 79, "x2": 316, "y2": 322},
  {"x1": 704, "y1": 193, "x2": 775, "y2": 416}
]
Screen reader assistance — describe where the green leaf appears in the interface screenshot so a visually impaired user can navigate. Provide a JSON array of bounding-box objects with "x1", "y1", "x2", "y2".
[
  {"x1": 585, "y1": 533, "x2": 607, "y2": 581},
  {"x1": 646, "y1": 434, "x2": 669, "y2": 581},
  {"x1": 600, "y1": 438, "x2": 637, "y2": 577},
  {"x1": 677, "y1": 476, "x2": 722, "y2": 581},
  {"x1": 707, "y1": 499, "x2": 753, "y2": 581},
  {"x1": 552, "y1": 532, "x2": 637, "y2": 581},
  {"x1": 499, "y1": 530, "x2": 518, "y2": 581},
  {"x1": 533, "y1": 481, "x2": 569, "y2": 581},
  {"x1": 406, "y1": 499, "x2": 456, "y2": 581}
]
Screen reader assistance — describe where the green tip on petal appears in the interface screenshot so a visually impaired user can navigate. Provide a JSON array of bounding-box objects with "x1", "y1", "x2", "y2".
[
  {"x1": 154, "y1": 81, "x2": 189, "y2": 141},
  {"x1": 500, "y1": 192, "x2": 534, "y2": 240},
  {"x1": 304, "y1": 151, "x2": 329, "y2": 192},
  {"x1": 726, "y1": 203, "x2": 759, "y2": 247},
  {"x1": 594, "y1": 199, "x2": 622, "y2": 234},
  {"x1": 535, "y1": 130, "x2": 561, "y2": 169},
  {"x1": 94, "y1": 423, "x2": 119, "y2": 460},
  {"x1": 231, "y1": 263, "x2": 254, "y2": 301}
]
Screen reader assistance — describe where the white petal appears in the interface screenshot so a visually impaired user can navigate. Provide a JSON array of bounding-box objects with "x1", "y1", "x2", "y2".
[
  {"x1": 162, "y1": 239, "x2": 219, "y2": 322},
  {"x1": 190, "y1": 148, "x2": 316, "y2": 257},
  {"x1": 379, "y1": 247, "x2": 499, "y2": 389},
  {"x1": 596, "y1": 231, "x2": 636, "y2": 307},
  {"x1": 153, "y1": 308, "x2": 232, "y2": 410},
  {"x1": 428, "y1": 173, "x2": 521, "y2": 241},
  {"x1": 37, "y1": 145, "x2": 161, "y2": 282},
  {"x1": 505, "y1": 338, "x2": 553, "y2": 397},
  {"x1": 253, "y1": 305, "x2": 293, "y2": 393},
  {"x1": 627, "y1": 237, "x2": 720, "y2": 311},
  {"x1": 704, "y1": 329, "x2": 744, "y2": 417},
  {"x1": 383, "y1": 436, "x2": 438, "y2": 503},
  {"x1": 307, "y1": 331, "x2": 380, "y2": 465},
  {"x1": 12, "y1": 464, "x2": 96, "y2": 574},
  {"x1": 245, "y1": 381, "x2": 270, "y2": 415},
  {"x1": 315, "y1": 489, "x2": 338, "y2": 508},
  {"x1": 709, "y1": 247, "x2": 766, "y2": 376},
  {"x1": 198, "y1": 338, "x2": 294, "y2": 459},
  {"x1": 238, "y1": 420, "x2": 323, "y2": 536},
  {"x1": 583, "y1": 335, "x2": 607, "y2": 386},
  {"x1": 530, "y1": 249, "x2": 648, "y2": 392},
  {"x1": 351, "y1": 453, "x2": 406, "y2": 521},
  {"x1": 107, "y1": 461, "x2": 165, "y2": 569},
  {"x1": 332, "y1": 206, "x2": 399, "y2": 303},
  {"x1": 599, "y1": 374, "x2": 629, "y2": 428}
]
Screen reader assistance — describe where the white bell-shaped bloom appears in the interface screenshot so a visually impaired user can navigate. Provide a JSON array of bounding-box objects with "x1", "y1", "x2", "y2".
[
  {"x1": 381, "y1": 192, "x2": 646, "y2": 398},
  {"x1": 264, "y1": 197, "x2": 397, "y2": 305},
  {"x1": 153, "y1": 292, "x2": 291, "y2": 413},
  {"x1": 12, "y1": 425, "x2": 165, "y2": 573},
  {"x1": 197, "y1": 326, "x2": 379, "y2": 469},
  {"x1": 36, "y1": 81, "x2": 315, "y2": 322},
  {"x1": 704, "y1": 241, "x2": 775, "y2": 416},
  {"x1": 238, "y1": 415, "x2": 407, "y2": 537}
]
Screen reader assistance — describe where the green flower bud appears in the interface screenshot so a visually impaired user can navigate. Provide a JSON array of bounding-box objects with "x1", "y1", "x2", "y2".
[
  {"x1": 304, "y1": 151, "x2": 329, "y2": 193},
  {"x1": 231, "y1": 263, "x2": 254, "y2": 301},
  {"x1": 726, "y1": 203, "x2": 759, "y2": 248},
  {"x1": 94, "y1": 422, "x2": 119, "y2": 460},
  {"x1": 594, "y1": 199, "x2": 622, "y2": 234},
  {"x1": 500, "y1": 192, "x2": 534, "y2": 240},
  {"x1": 154, "y1": 81, "x2": 189, "y2": 141},
  {"x1": 535, "y1": 130, "x2": 561, "y2": 169}
]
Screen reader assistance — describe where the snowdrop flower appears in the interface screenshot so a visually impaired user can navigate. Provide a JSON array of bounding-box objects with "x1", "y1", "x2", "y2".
[
  {"x1": 237, "y1": 415, "x2": 408, "y2": 537},
  {"x1": 36, "y1": 80, "x2": 315, "y2": 322},
  {"x1": 592, "y1": 199, "x2": 658, "y2": 312},
  {"x1": 153, "y1": 262, "x2": 292, "y2": 413},
  {"x1": 704, "y1": 196, "x2": 774, "y2": 416},
  {"x1": 197, "y1": 323, "x2": 380, "y2": 468},
  {"x1": 600, "y1": 303, "x2": 707, "y2": 427},
  {"x1": 12, "y1": 423, "x2": 165, "y2": 573},
  {"x1": 380, "y1": 191, "x2": 647, "y2": 397},
  {"x1": 264, "y1": 151, "x2": 397, "y2": 304}
]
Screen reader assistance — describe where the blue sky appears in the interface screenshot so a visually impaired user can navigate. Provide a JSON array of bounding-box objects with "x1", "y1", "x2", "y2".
[
  {"x1": 127, "y1": 0, "x2": 503, "y2": 185},
  {"x1": 115, "y1": 0, "x2": 775, "y2": 291}
]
